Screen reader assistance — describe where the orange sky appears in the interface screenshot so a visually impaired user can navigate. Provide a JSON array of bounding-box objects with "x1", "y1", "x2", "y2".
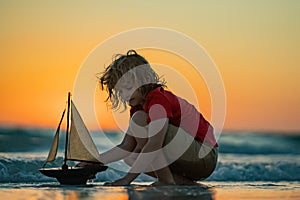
[{"x1": 0, "y1": 1, "x2": 299, "y2": 132}]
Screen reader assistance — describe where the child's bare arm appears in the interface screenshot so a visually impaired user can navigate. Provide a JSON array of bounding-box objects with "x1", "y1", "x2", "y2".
[{"x1": 99, "y1": 133, "x2": 137, "y2": 164}]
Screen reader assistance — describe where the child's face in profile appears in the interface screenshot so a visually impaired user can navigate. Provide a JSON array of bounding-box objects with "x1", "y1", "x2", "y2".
[{"x1": 116, "y1": 79, "x2": 144, "y2": 107}]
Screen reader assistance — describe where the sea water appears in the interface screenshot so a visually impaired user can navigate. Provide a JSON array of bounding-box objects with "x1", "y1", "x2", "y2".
[{"x1": 0, "y1": 127, "x2": 299, "y2": 199}]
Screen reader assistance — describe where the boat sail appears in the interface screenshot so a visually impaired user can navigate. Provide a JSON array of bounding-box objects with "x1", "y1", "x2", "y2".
[
  {"x1": 39, "y1": 92, "x2": 107, "y2": 185},
  {"x1": 67, "y1": 101, "x2": 101, "y2": 163}
]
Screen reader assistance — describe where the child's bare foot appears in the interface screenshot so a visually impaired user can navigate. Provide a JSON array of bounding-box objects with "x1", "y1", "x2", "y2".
[
  {"x1": 172, "y1": 174, "x2": 197, "y2": 185},
  {"x1": 150, "y1": 181, "x2": 175, "y2": 186}
]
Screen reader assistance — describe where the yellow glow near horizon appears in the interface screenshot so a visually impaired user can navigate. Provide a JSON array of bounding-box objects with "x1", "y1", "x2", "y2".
[{"x1": 0, "y1": 1, "x2": 299, "y2": 131}]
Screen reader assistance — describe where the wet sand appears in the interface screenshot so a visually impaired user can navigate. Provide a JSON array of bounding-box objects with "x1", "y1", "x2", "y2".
[{"x1": 0, "y1": 182, "x2": 299, "y2": 200}]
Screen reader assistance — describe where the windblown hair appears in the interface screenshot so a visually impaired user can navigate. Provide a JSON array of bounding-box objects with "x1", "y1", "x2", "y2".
[{"x1": 99, "y1": 49, "x2": 166, "y2": 110}]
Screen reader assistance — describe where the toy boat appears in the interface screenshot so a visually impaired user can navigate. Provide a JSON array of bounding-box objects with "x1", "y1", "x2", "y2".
[{"x1": 39, "y1": 92, "x2": 107, "y2": 185}]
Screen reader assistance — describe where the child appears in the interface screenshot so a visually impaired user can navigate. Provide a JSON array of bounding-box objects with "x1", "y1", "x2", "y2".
[{"x1": 97, "y1": 50, "x2": 218, "y2": 185}]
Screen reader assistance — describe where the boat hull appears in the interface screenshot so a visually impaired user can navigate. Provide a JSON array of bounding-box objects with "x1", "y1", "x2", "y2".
[{"x1": 39, "y1": 166, "x2": 108, "y2": 185}]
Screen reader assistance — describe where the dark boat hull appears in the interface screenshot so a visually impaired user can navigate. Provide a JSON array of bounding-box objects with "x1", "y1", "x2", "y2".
[{"x1": 39, "y1": 166, "x2": 108, "y2": 185}]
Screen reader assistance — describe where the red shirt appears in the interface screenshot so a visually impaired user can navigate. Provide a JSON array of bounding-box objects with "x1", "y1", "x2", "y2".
[{"x1": 130, "y1": 87, "x2": 218, "y2": 147}]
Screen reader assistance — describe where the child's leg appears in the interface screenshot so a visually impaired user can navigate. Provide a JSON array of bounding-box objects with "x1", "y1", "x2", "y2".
[
  {"x1": 123, "y1": 137, "x2": 147, "y2": 166},
  {"x1": 151, "y1": 154, "x2": 175, "y2": 184},
  {"x1": 163, "y1": 125, "x2": 218, "y2": 182},
  {"x1": 124, "y1": 111, "x2": 175, "y2": 184},
  {"x1": 124, "y1": 111, "x2": 148, "y2": 166}
]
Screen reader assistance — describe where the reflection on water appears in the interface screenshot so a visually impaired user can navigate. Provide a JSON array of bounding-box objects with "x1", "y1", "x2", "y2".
[
  {"x1": 0, "y1": 183, "x2": 214, "y2": 200},
  {"x1": 58, "y1": 184, "x2": 214, "y2": 200},
  {"x1": 126, "y1": 184, "x2": 213, "y2": 200},
  {"x1": 60, "y1": 187, "x2": 129, "y2": 200},
  {"x1": 1, "y1": 182, "x2": 300, "y2": 200}
]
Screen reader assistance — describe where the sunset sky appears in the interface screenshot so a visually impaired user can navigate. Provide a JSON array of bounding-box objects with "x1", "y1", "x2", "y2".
[{"x1": 0, "y1": 0, "x2": 299, "y2": 132}]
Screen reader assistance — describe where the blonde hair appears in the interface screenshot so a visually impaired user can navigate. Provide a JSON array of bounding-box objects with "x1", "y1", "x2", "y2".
[{"x1": 99, "y1": 50, "x2": 166, "y2": 110}]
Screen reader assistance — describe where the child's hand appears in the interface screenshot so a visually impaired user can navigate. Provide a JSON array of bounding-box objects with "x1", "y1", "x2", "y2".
[{"x1": 104, "y1": 177, "x2": 131, "y2": 186}]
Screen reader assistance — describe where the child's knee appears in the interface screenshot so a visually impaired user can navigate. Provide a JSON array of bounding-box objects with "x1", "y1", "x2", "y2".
[
  {"x1": 131, "y1": 111, "x2": 148, "y2": 126},
  {"x1": 129, "y1": 111, "x2": 148, "y2": 138}
]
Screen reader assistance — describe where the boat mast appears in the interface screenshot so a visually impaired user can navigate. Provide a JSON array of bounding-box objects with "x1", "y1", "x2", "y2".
[{"x1": 62, "y1": 92, "x2": 71, "y2": 169}]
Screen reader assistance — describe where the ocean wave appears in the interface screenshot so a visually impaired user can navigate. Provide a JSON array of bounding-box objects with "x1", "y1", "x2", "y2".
[
  {"x1": 218, "y1": 132, "x2": 300, "y2": 155},
  {"x1": 1, "y1": 127, "x2": 300, "y2": 155},
  {"x1": 207, "y1": 161, "x2": 300, "y2": 181},
  {"x1": 0, "y1": 155, "x2": 299, "y2": 183},
  {"x1": 0, "y1": 127, "x2": 58, "y2": 152},
  {"x1": 0, "y1": 127, "x2": 120, "y2": 153},
  {"x1": 1, "y1": 127, "x2": 300, "y2": 183}
]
